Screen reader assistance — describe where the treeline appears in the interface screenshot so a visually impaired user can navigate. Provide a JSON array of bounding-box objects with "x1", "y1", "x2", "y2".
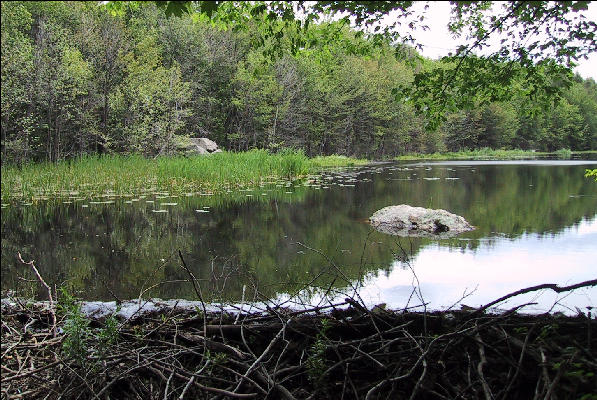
[{"x1": 2, "y1": 1, "x2": 596, "y2": 164}]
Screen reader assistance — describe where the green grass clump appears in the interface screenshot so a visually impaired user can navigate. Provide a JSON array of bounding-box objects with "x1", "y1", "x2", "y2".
[
  {"x1": 0, "y1": 150, "x2": 366, "y2": 202},
  {"x1": 154, "y1": 149, "x2": 312, "y2": 192},
  {"x1": 555, "y1": 148, "x2": 572, "y2": 159},
  {"x1": 309, "y1": 155, "x2": 369, "y2": 168}
]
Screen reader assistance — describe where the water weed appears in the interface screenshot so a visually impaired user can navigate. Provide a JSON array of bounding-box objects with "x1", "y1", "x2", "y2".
[
  {"x1": 310, "y1": 154, "x2": 369, "y2": 168},
  {"x1": 1, "y1": 150, "x2": 365, "y2": 202},
  {"x1": 555, "y1": 148, "x2": 572, "y2": 159},
  {"x1": 396, "y1": 148, "x2": 546, "y2": 161}
]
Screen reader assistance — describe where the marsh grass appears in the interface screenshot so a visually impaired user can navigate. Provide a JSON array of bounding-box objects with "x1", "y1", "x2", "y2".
[
  {"x1": 395, "y1": 148, "x2": 541, "y2": 161},
  {"x1": 309, "y1": 155, "x2": 369, "y2": 168},
  {"x1": 554, "y1": 148, "x2": 572, "y2": 159},
  {"x1": 1, "y1": 150, "x2": 365, "y2": 202}
]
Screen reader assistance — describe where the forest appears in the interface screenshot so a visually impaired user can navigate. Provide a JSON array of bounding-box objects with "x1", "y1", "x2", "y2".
[
  {"x1": 2, "y1": 1, "x2": 596, "y2": 165},
  {"x1": 2, "y1": 3, "x2": 597, "y2": 399}
]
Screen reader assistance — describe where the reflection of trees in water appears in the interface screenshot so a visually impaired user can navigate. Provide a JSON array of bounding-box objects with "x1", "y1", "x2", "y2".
[
  {"x1": 2, "y1": 164, "x2": 595, "y2": 301},
  {"x1": 367, "y1": 164, "x2": 596, "y2": 249}
]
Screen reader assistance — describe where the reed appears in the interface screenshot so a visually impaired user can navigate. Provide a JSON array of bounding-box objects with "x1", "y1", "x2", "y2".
[
  {"x1": 0, "y1": 150, "x2": 365, "y2": 202},
  {"x1": 309, "y1": 155, "x2": 369, "y2": 168},
  {"x1": 554, "y1": 148, "x2": 572, "y2": 159},
  {"x1": 395, "y1": 148, "x2": 544, "y2": 161}
]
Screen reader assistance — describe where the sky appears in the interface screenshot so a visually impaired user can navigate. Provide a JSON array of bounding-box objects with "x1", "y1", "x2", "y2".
[{"x1": 390, "y1": 1, "x2": 597, "y2": 80}]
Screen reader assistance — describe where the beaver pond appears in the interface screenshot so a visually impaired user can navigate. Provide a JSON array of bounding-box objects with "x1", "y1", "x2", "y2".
[{"x1": 2, "y1": 159, "x2": 596, "y2": 313}]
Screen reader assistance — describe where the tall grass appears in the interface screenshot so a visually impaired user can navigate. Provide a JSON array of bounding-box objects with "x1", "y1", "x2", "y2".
[
  {"x1": 309, "y1": 155, "x2": 369, "y2": 168},
  {"x1": 555, "y1": 148, "x2": 572, "y2": 159},
  {"x1": 395, "y1": 148, "x2": 543, "y2": 161},
  {"x1": 1, "y1": 150, "x2": 364, "y2": 202}
]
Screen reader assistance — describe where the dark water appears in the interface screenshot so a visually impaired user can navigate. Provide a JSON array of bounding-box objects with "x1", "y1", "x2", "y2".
[{"x1": 2, "y1": 160, "x2": 596, "y2": 312}]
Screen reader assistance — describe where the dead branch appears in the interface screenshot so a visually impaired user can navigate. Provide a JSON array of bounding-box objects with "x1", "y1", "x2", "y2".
[
  {"x1": 476, "y1": 278, "x2": 597, "y2": 314},
  {"x1": 17, "y1": 253, "x2": 57, "y2": 337}
]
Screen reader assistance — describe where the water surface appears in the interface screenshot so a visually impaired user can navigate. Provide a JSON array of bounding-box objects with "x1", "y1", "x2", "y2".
[{"x1": 2, "y1": 160, "x2": 596, "y2": 313}]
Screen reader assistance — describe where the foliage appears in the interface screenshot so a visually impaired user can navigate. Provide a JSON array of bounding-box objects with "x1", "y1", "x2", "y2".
[
  {"x1": 1, "y1": 1, "x2": 595, "y2": 166},
  {"x1": 309, "y1": 155, "x2": 369, "y2": 168},
  {"x1": 585, "y1": 168, "x2": 597, "y2": 182},
  {"x1": 555, "y1": 148, "x2": 572, "y2": 159},
  {"x1": 116, "y1": 1, "x2": 596, "y2": 128},
  {"x1": 98, "y1": 308, "x2": 120, "y2": 349},
  {"x1": 58, "y1": 287, "x2": 91, "y2": 366},
  {"x1": 306, "y1": 318, "x2": 330, "y2": 383},
  {"x1": 58, "y1": 288, "x2": 120, "y2": 365}
]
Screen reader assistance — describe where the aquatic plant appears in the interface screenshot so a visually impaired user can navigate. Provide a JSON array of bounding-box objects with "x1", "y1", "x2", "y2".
[
  {"x1": 555, "y1": 148, "x2": 572, "y2": 159},
  {"x1": 395, "y1": 148, "x2": 538, "y2": 161},
  {"x1": 309, "y1": 155, "x2": 369, "y2": 168},
  {"x1": 0, "y1": 151, "x2": 365, "y2": 202}
]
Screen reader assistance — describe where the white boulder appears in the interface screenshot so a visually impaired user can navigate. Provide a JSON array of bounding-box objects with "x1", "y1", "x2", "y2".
[{"x1": 369, "y1": 205, "x2": 474, "y2": 238}]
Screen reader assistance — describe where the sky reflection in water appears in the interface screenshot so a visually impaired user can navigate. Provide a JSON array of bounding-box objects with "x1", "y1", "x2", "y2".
[{"x1": 358, "y1": 217, "x2": 597, "y2": 313}]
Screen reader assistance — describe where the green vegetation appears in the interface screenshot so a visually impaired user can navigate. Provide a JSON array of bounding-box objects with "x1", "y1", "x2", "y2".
[
  {"x1": 585, "y1": 169, "x2": 597, "y2": 182},
  {"x1": 395, "y1": 148, "x2": 540, "y2": 161},
  {"x1": 306, "y1": 318, "x2": 331, "y2": 384},
  {"x1": 58, "y1": 288, "x2": 120, "y2": 367},
  {"x1": 58, "y1": 288, "x2": 91, "y2": 365},
  {"x1": 395, "y1": 148, "x2": 597, "y2": 161},
  {"x1": 109, "y1": 1, "x2": 596, "y2": 131},
  {"x1": 1, "y1": 1, "x2": 596, "y2": 167},
  {"x1": 555, "y1": 148, "x2": 573, "y2": 159},
  {"x1": 0, "y1": 150, "x2": 367, "y2": 202},
  {"x1": 309, "y1": 155, "x2": 369, "y2": 168}
]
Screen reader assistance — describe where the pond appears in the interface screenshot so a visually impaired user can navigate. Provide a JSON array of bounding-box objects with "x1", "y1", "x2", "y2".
[{"x1": 2, "y1": 159, "x2": 596, "y2": 313}]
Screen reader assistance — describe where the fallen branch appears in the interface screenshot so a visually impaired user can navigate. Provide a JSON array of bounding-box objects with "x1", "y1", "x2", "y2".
[{"x1": 475, "y1": 279, "x2": 597, "y2": 314}]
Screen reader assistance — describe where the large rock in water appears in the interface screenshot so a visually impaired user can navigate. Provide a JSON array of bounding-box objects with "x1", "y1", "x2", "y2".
[{"x1": 369, "y1": 205, "x2": 474, "y2": 238}]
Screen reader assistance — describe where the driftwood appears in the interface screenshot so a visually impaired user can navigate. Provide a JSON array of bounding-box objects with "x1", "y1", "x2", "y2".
[{"x1": 2, "y1": 279, "x2": 596, "y2": 400}]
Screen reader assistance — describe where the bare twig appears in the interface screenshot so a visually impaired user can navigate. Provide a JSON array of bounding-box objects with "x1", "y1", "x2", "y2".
[{"x1": 17, "y1": 253, "x2": 56, "y2": 337}]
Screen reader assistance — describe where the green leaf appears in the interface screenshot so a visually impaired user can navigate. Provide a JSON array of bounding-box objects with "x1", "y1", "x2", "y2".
[
  {"x1": 200, "y1": 1, "x2": 219, "y2": 18},
  {"x1": 165, "y1": 1, "x2": 191, "y2": 17}
]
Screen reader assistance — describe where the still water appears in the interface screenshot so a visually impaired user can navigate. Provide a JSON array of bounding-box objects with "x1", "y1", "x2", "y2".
[{"x1": 2, "y1": 160, "x2": 596, "y2": 313}]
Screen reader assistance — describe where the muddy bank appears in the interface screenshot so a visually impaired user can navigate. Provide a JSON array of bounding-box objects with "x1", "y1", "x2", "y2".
[{"x1": 2, "y1": 298, "x2": 595, "y2": 400}]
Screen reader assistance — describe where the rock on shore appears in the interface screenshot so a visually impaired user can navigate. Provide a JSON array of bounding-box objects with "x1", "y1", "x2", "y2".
[
  {"x1": 369, "y1": 205, "x2": 474, "y2": 238},
  {"x1": 178, "y1": 137, "x2": 222, "y2": 155}
]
